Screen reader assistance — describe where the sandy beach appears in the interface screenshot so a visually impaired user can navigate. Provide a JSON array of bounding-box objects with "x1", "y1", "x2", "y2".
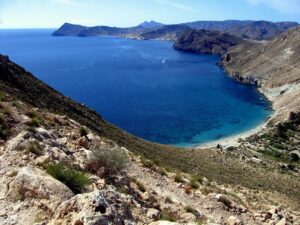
[{"x1": 193, "y1": 114, "x2": 274, "y2": 149}]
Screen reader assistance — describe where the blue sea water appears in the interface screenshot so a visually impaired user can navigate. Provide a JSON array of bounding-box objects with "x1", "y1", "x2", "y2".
[{"x1": 0, "y1": 29, "x2": 271, "y2": 147}]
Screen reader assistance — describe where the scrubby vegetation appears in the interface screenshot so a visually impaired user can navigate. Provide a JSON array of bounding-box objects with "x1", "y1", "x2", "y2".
[
  {"x1": 257, "y1": 116, "x2": 300, "y2": 163},
  {"x1": 26, "y1": 141, "x2": 43, "y2": 155},
  {"x1": 0, "y1": 105, "x2": 12, "y2": 140},
  {"x1": 174, "y1": 173, "x2": 185, "y2": 183},
  {"x1": 46, "y1": 163, "x2": 90, "y2": 194},
  {"x1": 79, "y1": 126, "x2": 88, "y2": 137},
  {"x1": 26, "y1": 110, "x2": 43, "y2": 127},
  {"x1": 184, "y1": 205, "x2": 200, "y2": 217},
  {"x1": 189, "y1": 177, "x2": 200, "y2": 189},
  {"x1": 86, "y1": 147, "x2": 128, "y2": 178}
]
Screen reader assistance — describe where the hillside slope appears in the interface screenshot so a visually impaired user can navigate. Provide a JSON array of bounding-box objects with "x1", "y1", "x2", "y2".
[
  {"x1": 1, "y1": 54, "x2": 300, "y2": 211},
  {"x1": 224, "y1": 21, "x2": 299, "y2": 40},
  {"x1": 1, "y1": 54, "x2": 300, "y2": 224},
  {"x1": 173, "y1": 29, "x2": 245, "y2": 55},
  {"x1": 222, "y1": 26, "x2": 300, "y2": 120}
]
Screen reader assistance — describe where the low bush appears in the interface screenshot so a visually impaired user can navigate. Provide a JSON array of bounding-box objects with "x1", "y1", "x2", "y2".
[
  {"x1": 27, "y1": 142, "x2": 42, "y2": 155},
  {"x1": 86, "y1": 147, "x2": 128, "y2": 178},
  {"x1": 135, "y1": 180, "x2": 146, "y2": 192},
  {"x1": 0, "y1": 116, "x2": 10, "y2": 140},
  {"x1": 141, "y1": 157, "x2": 155, "y2": 168},
  {"x1": 184, "y1": 206, "x2": 199, "y2": 217},
  {"x1": 165, "y1": 196, "x2": 173, "y2": 204},
  {"x1": 0, "y1": 92, "x2": 6, "y2": 101},
  {"x1": 189, "y1": 177, "x2": 200, "y2": 189},
  {"x1": 26, "y1": 111, "x2": 43, "y2": 127},
  {"x1": 174, "y1": 173, "x2": 185, "y2": 183},
  {"x1": 79, "y1": 126, "x2": 88, "y2": 137},
  {"x1": 46, "y1": 163, "x2": 90, "y2": 194}
]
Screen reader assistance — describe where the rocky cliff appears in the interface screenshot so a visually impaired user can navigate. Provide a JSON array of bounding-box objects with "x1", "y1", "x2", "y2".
[
  {"x1": 222, "y1": 26, "x2": 300, "y2": 121},
  {"x1": 173, "y1": 29, "x2": 245, "y2": 55}
]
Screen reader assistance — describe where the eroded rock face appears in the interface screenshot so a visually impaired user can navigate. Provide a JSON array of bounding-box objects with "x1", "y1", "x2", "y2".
[
  {"x1": 8, "y1": 166, "x2": 74, "y2": 204},
  {"x1": 49, "y1": 191, "x2": 135, "y2": 225}
]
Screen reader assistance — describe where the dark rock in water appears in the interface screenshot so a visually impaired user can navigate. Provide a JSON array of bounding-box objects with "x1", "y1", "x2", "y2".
[{"x1": 173, "y1": 29, "x2": 244, "y2": 55}]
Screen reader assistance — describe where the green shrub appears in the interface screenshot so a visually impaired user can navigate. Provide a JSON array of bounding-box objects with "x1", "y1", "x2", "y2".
[
  {"x1": 27, "y1": 142, "x2": 42, "y2": 155},
  {"x1": 159, "y1": 167, "x2": 167, "y2": 176},
  {"x1": 272, "y1": 143, "x2": 284, "y2": 150},
  {"x1": 135, "y1": 180, "x2": 146, "y2": 192},
  {"x1": 0, "y1": 92, "x2": 6, "y2": 101},
  {"x1": 27, "y1": 111, "x2": 38, "y2": 119},
  {"x1": 184, "y1": 206, "x2": 199, "y2": 217},
  {"x1": 141, "y1": 157, "x2": 155, "y2": 168},
  {"x1": 79, "y1": 126, "x2": 88, "y2": 137},
  {"x1": 46, "y1": 163, "x2": 90, "y2": 194},
  {"x1": 189, "y1": 177, "x2": 200, "y2": 189},
  {"x1": 26, "y1": 118, "x2": 41, "y2": 127},
  {"x1": 86, "y1": 147, "x2": 128, "y2": 178},
  {"x1": 0, "y1": 116, "x2": 10, "y2": 140},
  {"x1": 165, "y1": 196, "x2": 173, "y2": 203},
  {"x1": 0, "y1": 127, "x2": 10, "y2": 139},
  {"x1": 174, "y1": 173, "x2": 184, "y2": 183}
]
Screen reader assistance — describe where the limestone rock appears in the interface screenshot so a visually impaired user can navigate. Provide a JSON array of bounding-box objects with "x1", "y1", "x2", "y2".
[
  {"x1": 148, "y1": 222, "x2": 181, "y2": 225},
  {"x1": 8, "y1": 166, "x2": 73, "y2": 204},
  {"x1": 226, "y1": 216, "x2": 243, "y2": 225},
  {"x1": 5, "y1": 131, "x2": 29, "y2": 152},
  {"x1": 49, "y1": 190, "x2": 135, "y2": 225},
  {"x1": 180, "y1": 212, "x2": 197, "y2": 222},
  {"x1": 276, "y1": 218, "x2": 287, "y2": 225},
  {"x1": 147, "y1": 208, "x2": 160, "y2": 220}
]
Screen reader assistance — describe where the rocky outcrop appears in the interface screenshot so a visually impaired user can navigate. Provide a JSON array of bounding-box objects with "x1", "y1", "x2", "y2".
[
  {"x1": 8, "y1": 166, "x2": 74, "y2": 203},
  {"x1": 49, "y1": 191, "x2": 135, "y2": 225},
  {"x1": 173, "y1": 29, "x2": 244, "y2": 55}
]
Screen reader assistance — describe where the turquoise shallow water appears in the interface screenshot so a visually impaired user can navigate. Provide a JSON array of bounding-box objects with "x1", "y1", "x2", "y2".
[{"x1": 0, "y1": 29, "x2": 271, "y2": 146}]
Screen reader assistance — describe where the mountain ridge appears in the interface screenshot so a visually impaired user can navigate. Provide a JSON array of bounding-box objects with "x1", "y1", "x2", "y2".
[{"x1": 53, "y1": 20, "x2": 299, "y2": 40}]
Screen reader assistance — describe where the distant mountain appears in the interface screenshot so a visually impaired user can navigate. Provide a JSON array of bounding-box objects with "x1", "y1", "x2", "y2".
[
  {"x1": 184, "y1": 20, "x2": 254, "y2": 31},
  {"x1": 138, "y1": 20, "x2": 164, "y2": 29},
  {"x1": 224, "y1": 20, "x2": 299, "y2": 40},
  {"x1": 174, "y1": 29, "x2": 245, "y2": 55},
  {"x1": 53, "y1": 23, "x2": 144, "y2": 37},
  {"x1": 52, "y1": 23, "x2": 87, "y2": 36},
  {"x1": 53, "y1": 20, "x2": 299, "y2": 40}
]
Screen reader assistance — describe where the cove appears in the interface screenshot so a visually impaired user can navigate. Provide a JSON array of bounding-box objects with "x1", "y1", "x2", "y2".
[{"x1": 0, "y1": 29, "x2": 271, "y2": 147}]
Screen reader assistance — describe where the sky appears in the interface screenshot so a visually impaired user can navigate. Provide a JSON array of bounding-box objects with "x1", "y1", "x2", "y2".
[{"x1": 0, "y1": 0, "x2": 300, "y2": 28}]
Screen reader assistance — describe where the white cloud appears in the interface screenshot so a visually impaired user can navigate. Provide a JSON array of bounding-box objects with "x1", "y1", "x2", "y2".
[
  {"x1": 246, "y1": 0, "x2": 300, "y2": 14},
  {"x1": 154, "y1": 0, "x2": 198, "y2": 12}
]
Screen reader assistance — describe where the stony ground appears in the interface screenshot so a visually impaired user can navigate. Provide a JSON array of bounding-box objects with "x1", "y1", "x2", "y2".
[{"x1": 0, "y1": 92, "x2": 299, "y2": 225}]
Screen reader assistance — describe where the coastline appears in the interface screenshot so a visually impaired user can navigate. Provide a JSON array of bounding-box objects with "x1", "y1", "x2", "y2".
[
  {"x1": 193, "y1": 79, "x2": 276, "y2": 150},
  {"x1": 193, "y1": 115, "x2": 273, "y2": 149}
]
